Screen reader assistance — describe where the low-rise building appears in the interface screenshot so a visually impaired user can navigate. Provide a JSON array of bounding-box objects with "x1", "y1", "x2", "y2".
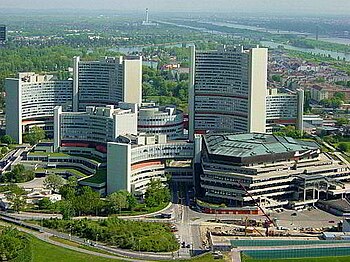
[
  {"x1": 310, "y1": 84, "x2": 350, "y2": 102},
  {"x1": 54, "y1": 103, "x2": 137, "y2": 152},
  {"x1": 197, "y1": 133, "x2": 350, "y2": 209},
  {"x1": 107, "y1": 134, "x2": 193, "y2": 195}
]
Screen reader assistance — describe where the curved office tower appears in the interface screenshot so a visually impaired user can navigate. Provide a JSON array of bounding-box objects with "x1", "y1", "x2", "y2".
[
  {"x1": 188, "y1": 45, "x2": 267, "y2": 141},
  {"x1": 5, "y1": 73, "x2": 73, "y2": 144},
  {"x1": 138, "y1": 104, "x2": 184, "y2": 140},
  {"x1": 74, "y1": 56, "x2": 142, "y2": 111}
]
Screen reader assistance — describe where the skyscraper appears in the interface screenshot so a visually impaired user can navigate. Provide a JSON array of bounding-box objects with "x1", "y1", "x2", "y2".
[
  {"x1": 73, "y1": 56, "x2": 142, "y2": 111},
  {"x1": 188, "y1": 45, "x2": 268, "y2": 140},
  {"x1": 0, "y1": 25, "x2": 6, "y2": 43},
  {"x1": 5, "y1": 73, "x2": 73, "y2": 144}
]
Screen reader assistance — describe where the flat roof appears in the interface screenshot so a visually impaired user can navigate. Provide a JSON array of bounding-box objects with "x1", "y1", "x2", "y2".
[
  {"x1": 204, "y1": 133, "x2": 319, "y2": 159},
  {"x1": 319, "y1": 199, "x2": 350, "y2": 212}
]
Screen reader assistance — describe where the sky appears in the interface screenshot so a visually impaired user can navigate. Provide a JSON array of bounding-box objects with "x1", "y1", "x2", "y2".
[{"x1": 0, "y1": 0, "x2": 349, "y2": 15}]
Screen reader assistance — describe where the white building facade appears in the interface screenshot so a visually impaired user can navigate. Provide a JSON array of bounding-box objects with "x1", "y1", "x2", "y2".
[
  {"x1": 54, "y1": 103, "x2": 138, "y2": 152},
  {"x1": 188, "y1": 45, "x2": 268, "y2": 140},
  {"x1": 107, "y1": 134, "x2": 193, "y2": 195},
  {"x1": 5, "y1": 73, "x2": 73, "y2": 144},
  {"x1": 266, "y1": 89, "x2": 304, "y2": 131},
  {"x1": 74, "y1": 56, "x2": 142, "y2": 111},
  {"x1": 138, "y1": 103, "x2": 184, "y2": 139}
]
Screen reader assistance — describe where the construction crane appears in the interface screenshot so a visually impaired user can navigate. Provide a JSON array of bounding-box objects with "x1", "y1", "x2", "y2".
[
  {"x1": 238, "y1": 181, "x2": 275, "y2": 236},
  {"x1": 244, "y1": 216, "x2": 264, "y2": 237}
]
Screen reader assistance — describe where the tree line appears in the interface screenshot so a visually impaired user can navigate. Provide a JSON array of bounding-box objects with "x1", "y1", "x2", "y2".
[{"x1": 42, "y1": 217, "x2": 178, "y2": 252}]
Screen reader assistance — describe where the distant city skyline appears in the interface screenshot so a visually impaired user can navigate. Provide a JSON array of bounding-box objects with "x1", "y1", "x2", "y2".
[{"x1": 0, "y1": 0, "x2": 349, "y2": 15}]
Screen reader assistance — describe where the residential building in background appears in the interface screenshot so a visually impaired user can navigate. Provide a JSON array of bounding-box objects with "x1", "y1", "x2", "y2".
[
  {"x1": 266, "y1": 88, "x2": 304, "y2": 132},
  {"x1": 54, "y1": 103, "x2": 137, "y2": 152},
  {"x1": 0, "y1": 25, "x2": 6, "y2": 44},
  {"x1": 310, "y1": 84, "x2": 350, "y2": 102},
  {"x1": 188, "y1": 45, "x2": 268, "y2": 140},
  {"x1": 138, "y1": 103, "x2": 184, "y2": 139},
  {"x1": 5, "y1": 73, "x2": 73, "y2": 144},
  {"x1": 74, "y1": 56, "x2": 142, "y2": 111}
]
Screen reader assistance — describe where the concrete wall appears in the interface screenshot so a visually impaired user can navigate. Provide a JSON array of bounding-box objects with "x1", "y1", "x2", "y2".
[
  {"x1": 5, "y1": 78, "x2": 22, "y2": 144},
  {"x1": 248, "y1": 48, "x2": 267, "y2": 133},
  {"x1": 123, "y1": 57, "x2": 142, "y2": 105},
  {"x1": 53, "y1": 106, "x2": 62, "y2": 151},
  {"x1": 188, "y1": 45, "x2": 196, "y2": 142},
  {"x1": 114, "y1": 112, "x2": 138, "y2": 138},
  {"x1": 107, "y1": 142, "x2": 131, "y2": 194}
]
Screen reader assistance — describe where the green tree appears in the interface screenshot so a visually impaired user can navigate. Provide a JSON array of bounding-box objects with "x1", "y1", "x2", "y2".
[
  {"x1": 73, "y1": 186, "x2": 102, "y2": 216},
  {"x1": 107, "y1": 190, "x2": 129, "y2": 213},
  {"x1": 273, "y1": 126, "x2": 304, "y2": 139},
  {"x1": 338, "y1": 142, "x2": 350, "y2": 152},
  {"x1": 334, "y1": 92, "x2": 346, "y2": 101},
  {"x1": 0, "y1": 135, "x2": 14, "y2": 144},
  {"x1": 67, "y1": 176, "x2": 78, "y2": 187},
  {"x1": 271, "y1": 74, "x2": 281, "y2": 82},
  {"x1": 5, "y1": 185, "x2": 26, "y2": 212},
  {"x1": 127, "y1": 194, "x2": 138, "y2": 211},
  {"x1": 1, "y1": 164, "x2": 34, "y2": 183},
  {"x1": 144, "y1": 179, "x2": 170, "y2": 208},
  {"x1": 23, "y1": 126, "x2": 45, "y2": 145},
  {"x1": 59, "y1": 184, "x2": 76, "y2": 200},
  {"x1": 1, "y1": 146, "x2": 8, "y2": 155},
  {"x1": 0, "y1": 227, "x2": 28, "y2": 261},
  {"x1": 44, "y1": 174, "x2": 65, "y2": 192},
  {"x1": 38, "y1": 197, "x2": 53, "y2": 210},
  {"x1": 56, "y1": 200, "x2": 75, "y2": 220},
  {"x1": 336, "y1": 117, "x2": 350, "y2": 126}
]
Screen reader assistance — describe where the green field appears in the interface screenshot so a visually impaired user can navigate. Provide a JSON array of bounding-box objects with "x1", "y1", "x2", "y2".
[
  {"x1": 31, "y1": 235, "x2": 223, "y2": 262},
  {"x1": 30, "y1": 236, "x2": 121, "y2": 262}
]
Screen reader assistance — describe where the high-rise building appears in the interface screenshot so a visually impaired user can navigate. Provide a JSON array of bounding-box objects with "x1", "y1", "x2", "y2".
[
  {"x1": 54, "y1": 103, "x2": 138, "y2": 152},
  {"x1": 188, "y1": 45, "x2": 268, "y2": 141},
  {"x1": 266, "y1": 88, "x2": 304, "y2": 132},
  {"x1": 5, "y1": 73, "x2": 73, "y2": 144},
  {"x1": 0, "y1": 25, "x2": 6, "y2": 43},
  {"x1": 73, "y1": 56, "x2": 142, "y2": 111}
]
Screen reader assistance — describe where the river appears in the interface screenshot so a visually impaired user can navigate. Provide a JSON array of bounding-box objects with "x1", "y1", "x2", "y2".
[
  {"x1": 260, "y1": 41, "x2": 350, "y2": 61},
  {"x1": 158, "y1": 20, "x2": 350, "y2": 62}
]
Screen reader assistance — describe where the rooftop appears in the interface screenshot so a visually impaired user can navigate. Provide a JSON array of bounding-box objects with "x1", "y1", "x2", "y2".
[{"x1": 204, "y1": 133, "x2": 320, "y2": 160}]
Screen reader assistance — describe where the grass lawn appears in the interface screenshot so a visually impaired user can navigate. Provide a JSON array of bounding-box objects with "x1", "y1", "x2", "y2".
[
  {"x1": 81, "y1": 168, "x2": 106, "y2": 184},
  {"x1": 32, "y1": 234, "x2": 224, "y2": 262},
  {"x1": 30, "y1": 235, "x2": 121, "y2": 262},
  {"x1": 29, "y1": 152, "x2": 69, "y2": 157},
  {"x1": 49, "y1": 236, "x2": 114, "y2": 256}
]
